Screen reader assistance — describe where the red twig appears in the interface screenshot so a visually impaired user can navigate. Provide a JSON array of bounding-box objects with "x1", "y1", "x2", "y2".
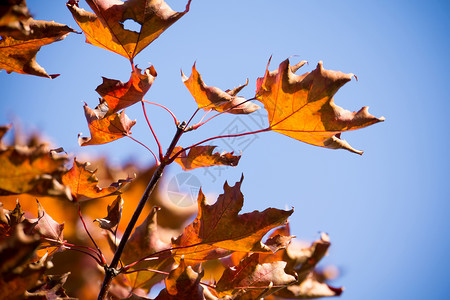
[
  {"x1": 78, "y1": 205, "x2": 106, "y2": 265},
  {"x1": 142, "y1": 100, "x2": 178, "y2": 126},
  {"x1": 141, "y1": 101, "x2": 164, "y2": 161},
  {"x1": 127, "y1": 134, "x2": 159, "y2": 165}
]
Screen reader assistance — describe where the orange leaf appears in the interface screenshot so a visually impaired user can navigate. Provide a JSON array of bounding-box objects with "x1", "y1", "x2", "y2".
[
  {"x1": 155, "y1": 257, "x2": 204, "y2": 299},
  {"x1": 172, "y1": 177, "x2": 293, "y2": 264},
  {"x1": 256, "y1": 58, "x2": 384, "y2": 154},
  {"x1": 182, "y1": 63, "x2": 260, "y2": 114},
  {"x1": 78, "y1": 103, "x2": 136, "y2": 146},
  {"x1": 0, "y1": 19, "x2": 76, "y2": 78},
  {"x1": 172, "y1": 146, "x2": 241, "y2": 171},
  {"x1": 94, "y1": 195, "x2": 123, "y2": 232},
  {"x1": 61, "y1": 158, "x2": 132, "y2": 202},
  {"x1": 67, "y1": 0, "x2": 191, "y2": 60},
  {"x1": 96, "y1": 65, "x2": 157, "y2": 115}
]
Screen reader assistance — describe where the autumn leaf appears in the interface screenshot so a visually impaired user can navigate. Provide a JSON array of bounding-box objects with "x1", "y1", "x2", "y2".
[
  {"x1": 0, "y1": 0, "x2": 31, "y2": 35},
  {"x1": 122, "y1": 207, "x2": 174, "y2": 292},
  {"x1": 67, "y1": 0, "x2": 191, "y2": 60},
  {"x1": 96, "y1": 65, "x2": 157, "y2": 115},
  {"x1": 78, "y1": 103, "x2": 136, "y2": 146},
  {"x1": 172, "y1": 176, "x2": 293, "y2": 264},
  {"x1": 216, "y1": 253, "x2": 297, "y2": 297},
  {"x1": 256, "y1": 58, "x2": 384, "y2": 154},
  {"x1": 182, "y1": 63, "x2": 260, "y2": 114},
  {"x1": 94, "y1": 195, "x2": 123, "y2": 232},
  {"x1": 62, "y1": 157, "x2": 133, "y2": 202},
  {"x1": 0, "y1": 18, "x2": 76, "y2": 78},
  {"x1": 27, "y1": 272, "x2": 72, "y2": 299},
  {"x1": 29, "y1": 200, "x2": 65, "y2": 248},
  {"x1": 155, "y1": 257, "x2": 204, "y2": 300},
  {"x1": 172, "y1": 145, "x2": 241, "y2": 171},
  {"x1": 275, "y1": 272, "x2": 343, "y2": 299},
  {"x1": 0, "y1": 126, "x2": 69, "y2": 197}
]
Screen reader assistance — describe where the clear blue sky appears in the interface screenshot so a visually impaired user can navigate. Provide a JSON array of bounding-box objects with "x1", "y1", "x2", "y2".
[{"x1": 1, "y1": 0, "x2": 449, "y2": 299}]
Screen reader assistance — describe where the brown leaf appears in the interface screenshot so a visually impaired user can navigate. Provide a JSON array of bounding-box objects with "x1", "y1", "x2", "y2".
[
  {"x1": 275, "y1": 272, "x2": 343, "y2": 299},
  {"x1": 155, "y1": 257, "x2": 204, "y2": 300},
  {"x1": 78, "y1": 103, "x2": 136, "y2": 146},
  {"x1": 62, "y1": 157, "x2": 133, "y2": 202},
  {"x1": 0, "y1": 0, "x2": 31, "y2": 30},
  {"x1": 172, "y1": 145, "x2": 241, "y2": 171},
  {"x1": 172, "y1": 177, "x2": 293, "y2": 264},
  {"x1": 67, "y1": 0, "x2": 191, "y2": 60},
  {"x1": 30, "y1": 200, "x2": 65, "y2": 246},
  {"x1": 216, "y1": 253, "x2": 297, "y2": 296},
  {"x1": 26, "y1": 272, "x2": 72, "y2": 299},
  {"x1": 182, "y1": 64, "x2": 260, "y2": 114},
  {"x1": 94, "y1": 195, "x2": 123, "y2": 232},
  {"x1": 0, "y1": 19, "x2": 76, "y2": 78},
  {"x1": 96, "y1": 65, "x2": 157, "y2": 115},
  {"x1": 0, "y1": 132, "x2": 69, "y2": 196},
  {"x1": 256, "y1": 58, "x2": 384, "y2": 154},
  {"x1": 122, "y1": 207, "x2": 174, "y2": 292}
]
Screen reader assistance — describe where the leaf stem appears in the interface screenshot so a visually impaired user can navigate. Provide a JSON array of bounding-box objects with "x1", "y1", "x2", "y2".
[
  {"x1": 168, "y1": 127, "x2": 270, "y2": 163},
  {"x1": 97, "y1": 123, "x2": 186, "y2": 300},
  {"x1": 141, "y1": 101, "x2": 164, "y2": 161},
  {"x1": 126, "y1": 134, "x2": 159, "y2": 165},
  {"x1": 142, "y1": 100, "x2": 178, "y2": 126},
  {"x1": 78, "y1": 204, "x2": 106, "y2": 264}
]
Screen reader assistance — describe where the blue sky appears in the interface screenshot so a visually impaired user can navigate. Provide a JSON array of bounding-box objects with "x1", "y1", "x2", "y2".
[{"x1": 1, "y1": 0, "x2": 450, "y2": 299}]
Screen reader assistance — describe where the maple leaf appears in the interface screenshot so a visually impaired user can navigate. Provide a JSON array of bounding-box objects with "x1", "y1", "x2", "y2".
[
  {"x1": 29, "y1": 200, "x2": 65, "y2": 247},
  {"x1": 172, "y1": 145, "x2": 241, "y2": 171},
  {"x1": 96, "y1": 65, "x2": 157, "y2": 115},
  {"x1": 0, "y1": 0, "x2": 31, "y2": 36},
  {"x1": 275, "y1": 272, "x2": 343, "y2": 299},
  {"x1": 216, "y1": 253, "x2": 297, "y2": 297},
  {"x1": 182, "y1": 63, "x2": 260, "y2": 114},
  {"x1": 67, "y1": 0, "x2": 191, "y2": 60},
  {"x1": 122, "y1": 206, "x2": 174, "y2": 292},
  {"x1": 62, "y1": 157, "x2": 133, "y2": 202},
  {"x1": 172, "y1": 177, "x2": 293, "y2": 264},
  {"x1": 155, "y1": 257, "x2": 205, "y2": 300},
  {"x1": 79, "y1": 103, "x2": 136, "y2": 146},
  {"x1": 256, "y1": 58, "x2": 384, "y2": 154},
  {"x1": 0, "y1": 18, "x2": 76, "y2": 78},
  {"x1": 94, "y1": 195, "x2": 123, "y2": 232},
  {"x1": 26, "y1": 272, "x2": 72, "y2": 299},
  {"x1": 0, "y1": 127, "x2": 69, "y2": 196}
]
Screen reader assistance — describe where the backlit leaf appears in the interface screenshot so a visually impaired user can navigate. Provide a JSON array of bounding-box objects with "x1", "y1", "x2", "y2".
[
  {"x1": 94, "y1": 195, "x2": 123, "y2": 232},
  {"x1": 0, "y1": 0, "x2": 31, "y2": 36},
  {"x1": 62, "y1": 157, "x2": 133, "y2": 202},
  {"x1": 172, "y1": 177, "x2": 293, "y2": 264},
  {"x1": 275, "y1": 272, "x2": 343, "y2": 299},
  {"x1": 172, "y1": 145, "x2": 241, "y2": 171},
  {"x1": 78, "y1": 103, "x2": 136, "y2": 146},
  {"x1": 256, "y1": 58, "x2": 384, "y2": 154},
  {"x1": 182, "y1": 63, "x2": 260, "y2": 114},
  {"x1": 155, "y1": 257, "x2": 204, "y2": 300},
  {"x1": 96, "y1": 65, "x2": 157, "y2": 115},
  {"x1": 0, "y1": 19, "x2": 76, "y2": 78},
  {"x1": 67, "y1": 0, "x2": 191, "y2": 60},
  {"x1": 30, "y1": 200, "x2": 65, "y2": 246}
]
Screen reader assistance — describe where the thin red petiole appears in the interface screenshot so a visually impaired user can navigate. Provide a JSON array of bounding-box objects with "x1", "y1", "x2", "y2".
[
  {"x1": 142, "y1": 100, "x2": 178, "y2": 126},
  {"x1": 184, "y1": 107, "x2": 200, "y2": 129},
  {"x1": 42, "y1": 238, "x2": 102, "y2": 265},
  {"x1": 168, "y1": 127, "x2": 271, "y2": 163},
  {"x1": 78, "y1": 204, "x2": 106, "y2": 265},
  {"x1": 141, "y1": 101, "x2": 164, "y2": 161},
  {"x1": 123, "y1": 268, "x2": 169, "y2": 276},
  {"x1": 126, "y1": 135, "x2": 160, "y2": 165}
]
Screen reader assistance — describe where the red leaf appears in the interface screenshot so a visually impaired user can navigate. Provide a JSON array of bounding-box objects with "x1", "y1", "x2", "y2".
[{"x1": 172, "y1": 145, "x2": 241, "y2": 171}]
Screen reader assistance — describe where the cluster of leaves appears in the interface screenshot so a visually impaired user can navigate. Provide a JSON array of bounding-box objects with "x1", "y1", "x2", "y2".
[{"x1": 0, "y1": 0, "x2": 384, "y2": 299}]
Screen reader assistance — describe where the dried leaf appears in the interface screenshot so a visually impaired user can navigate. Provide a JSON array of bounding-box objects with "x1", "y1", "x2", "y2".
[
  {"x1": 256, "y1": 58, "x2": 384, "y2": 154},
  {"x1": 96, "y1": 65, "x2": 157, "y2": 115},
  {"x1": 182, "y1": 64, "x2": 260, "y2": 114},
  {"x1": 94, "y1": 195, "x2": 123, "y2": 232},
  {"x1": 155, "y1": 257, "x2": 204, "y2": 300},
  {"x1": 78, "y1": 103, "x2": 136, "y2": 146},
  {"x1": 67, "y1": 0, "x2": 191, "y2": 60},
  {"x1": 172, "y1": 145, "x2": 241, "y2": 171},
  {"x1": 0, "y1": 0, "x2": 31, "y2": 30},
  {"x1": 62, "y1": 157, "x2": 133, "y2": 202},
  {"x1": 0, "y1": 19, "x2": 76, "y2": 78},
  {"x1": 26, "y1": 272, "x2": 72, "y2": 299},
  {"x1": 0, "y1": 130, "x2": 69, "y2": 196},
  {"x1": 216, "y1": 253, "x2": 297, "y2": 296},
  {"x1": 275, "y1": 272, "x2": 343, "y2": 299},
  {"x1": 172, "y1": 177, "x2": 293, "y2": 264},
  {"x1": 122, "y1": 207, "x2": 173, "y2": 292},
  {"x1": 30, "y1": 200, "x2": 65, "y2": 246}
]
